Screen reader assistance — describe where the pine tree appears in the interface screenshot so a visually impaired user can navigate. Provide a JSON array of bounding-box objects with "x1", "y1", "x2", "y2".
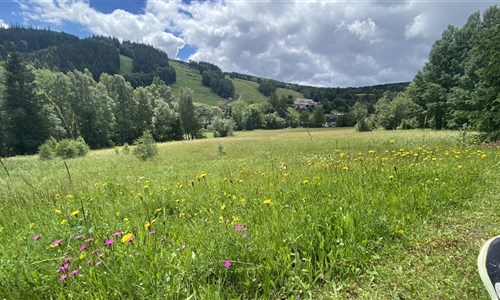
[{"x1": 3, "y1": 51, "x2": 48, "y2": 154}]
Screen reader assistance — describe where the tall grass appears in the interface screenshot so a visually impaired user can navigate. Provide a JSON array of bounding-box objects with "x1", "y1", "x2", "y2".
[{"x1": 0, "y1": 128, "x2": 498, "y2": 299}]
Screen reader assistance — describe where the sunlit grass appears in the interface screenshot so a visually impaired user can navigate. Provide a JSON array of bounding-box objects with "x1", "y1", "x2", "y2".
[{"x1": 0, "y1": 128, "x2": 498, "y2": 299}]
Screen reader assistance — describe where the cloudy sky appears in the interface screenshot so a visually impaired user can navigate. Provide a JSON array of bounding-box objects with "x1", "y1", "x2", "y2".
[{"x1": 0, "y1": 0, "x2": 497, "y2": 87}]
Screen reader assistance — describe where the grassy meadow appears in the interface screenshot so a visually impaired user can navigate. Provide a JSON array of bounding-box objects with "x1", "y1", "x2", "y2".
[{"x1": 0, "y1": 128, "x2": 498, "y2": 299}]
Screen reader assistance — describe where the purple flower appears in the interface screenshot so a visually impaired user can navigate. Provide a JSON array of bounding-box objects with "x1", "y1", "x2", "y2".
[
  {"x1": 235, "y1": 225, "x2": 242, "y2": 231},
  {"x1": 80, "y1": 244, "x2": 86, "y2": 251},
  {"x1": 64, "y1": 257, "x2": 71, "y2": 263},
  {"x1": 112, "y1": 231, "x2": 122, "y2": 236},
  {"x1": 33, "y1": 234, "x2": 41, "y2": 241},
  {"x1": 104, "y1": 239, "x2": 114, "y2": 246},
  {"x1": 52, "y1": 239, "x2": 62, "y2": 245},
  {"x1": 63, "y1": 263, "x2": 70, "y2": 271},
  {"x1": 224, "y1": 260, "x2": 231, "y2": 268},
  {"x1": 85, "y1": 237, "x2": 94, "y2": 243},
  {"x1": 86, "y1": 260, "x2": 92, "y2": 265},
  {"x1": 98, "y1": 253, "x2": 104, "y2": 258},
  {"x1": 70, "y1": 269, "x2": 79, "y2": 276},
  {"x1": 91, "y1": 249, "x2": 98, "y2": 255},
  {"x1": 242, "y1": 226, "x2": 248, "y2": 231},
  {"x1": 75, "y1": 235, "x2": 83, "y2": 240},
  {"x1": 95, "y1": 261, "x2": 102, "y2": 267},
  {"x1": 59, "y1": 274, "x2": 68, "y2": 281}
]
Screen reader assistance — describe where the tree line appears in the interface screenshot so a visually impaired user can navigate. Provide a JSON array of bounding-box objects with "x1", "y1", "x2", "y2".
[{"x1": 351, "y1": 5, "x2": 499, "y2": 140}]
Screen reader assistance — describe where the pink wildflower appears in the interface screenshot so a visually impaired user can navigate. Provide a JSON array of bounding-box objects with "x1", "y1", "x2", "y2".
[
  {"x1": 224, "y1": 260, "x2": 231, "y2": 268},
  {"x1": 80, "y1": 244, "x2": 86, "y2": 251},
  {"x1": 86, "y1": 260, "x2": 92, "y2": 265},
  {"x1": 149, "y1": 230, "x2": 156, "y2": 235},
  {"x1": 59, "y1": 274, "x2": 68, "y2": 281},
  {"x1": 235, "y1": 225, "x2": 242, "y2": 231},
  {"x1": 104, "y1": 239, "x2": 114, "y2": 246},
  {"x1": 70, "y1": 269, "x2": 79, "y2": 276},
  {"x1": 52, "y1": 239, "x2": 62, "y2": 246},
  {"x1": 33, "y1": 234, "x2": 41, "y2": 241},
  {"x1": 95, "y1": 261, "x2": 102, "y2": 266},
  {"x1": 242, "y1": 234, "x2": 247, "y2": 239},
  {"x1": 85, "y1": 237, "x2": 94, "y2": 243},
  {"x1": 75, "y1": 235, "x2": 83, "y2": 240},
  {"x1": 112, "y1": 231, "x2": 122, "y2": 236}
]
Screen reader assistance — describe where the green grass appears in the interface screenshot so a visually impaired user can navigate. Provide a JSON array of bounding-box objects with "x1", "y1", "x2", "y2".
[
  {"x1": 118, "y1": 54, "x2": 133, "y2": 75},
  {"x1": 276, "y1": 87, "x2": 303, "y2": 100},
  {"x1": 230, "y1": 78, "x2": 268, "y2": 103},
  {"x1": 0, "y1": 128, "x2": 498, "y2": 299},
  {"x1": 169, "y1": 60, "x2": 227, "y2": 106}
]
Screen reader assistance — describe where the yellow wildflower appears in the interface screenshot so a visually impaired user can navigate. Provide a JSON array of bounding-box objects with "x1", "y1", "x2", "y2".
[
  {"x1": 263, "y1": 199, "x2": 272, "y2": 205},
  {"x1": 70, "y1": 210, "x2": 80, "y2": 217},
  {"x1": 220, "y1": 203, "x2": 226, "y2": 210},
  {"x1": 121, "y1": 233, "x2": 134, "y2": 243},
  {"x1": 79, "y1": 252, "x2": 86, "y2": 260},
  {"x1": 218, "y1": 216, "x2": 224, "y2": 223},
  {"x1": 60, "y1": 219, "x2": 67, "y2": 225},
  {"x1": 54, "y1": 209, "x2": 61, "y2": 214}
]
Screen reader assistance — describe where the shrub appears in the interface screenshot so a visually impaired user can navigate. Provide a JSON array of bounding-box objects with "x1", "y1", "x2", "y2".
[
  {"x1": 209, "y1": 117, "x2": 236, "y2": 138},
  {"x1": 38, "y1": 137, "x2": 90, "y2": 160},
  {"x1": 132, "y1": 130, "x2": 158, "y2": 161}
]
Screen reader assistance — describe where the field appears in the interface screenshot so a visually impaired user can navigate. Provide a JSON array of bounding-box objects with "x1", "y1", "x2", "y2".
[
  {"x1": 118, "y1": 55, "x2": 133, "y2": 76},
  {"x1": 169, "y1": 61, "x2": 228, "y2": 106},
  {"x1": 0, "y1": 128, "x2": 498, "y2": 299},
  {"x1": 230, "y1": 78, "x2": 267, "y2": 103}
]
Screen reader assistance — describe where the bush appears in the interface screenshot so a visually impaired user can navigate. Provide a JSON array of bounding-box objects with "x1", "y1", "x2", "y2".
[
  {"x1": 132, "y1": 130, "x2": 158, "y2": 161},
  {"x1": 38, "y1": 137, "x2": 90, "y2": 160},
  {"x1": 209, "y1": 117, "x2": 236, "y2": 138}
]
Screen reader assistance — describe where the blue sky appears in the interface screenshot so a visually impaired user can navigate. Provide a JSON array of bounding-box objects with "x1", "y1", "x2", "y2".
[{"x1": 1, "y1": 1, "x2": 497, "y2": 87}]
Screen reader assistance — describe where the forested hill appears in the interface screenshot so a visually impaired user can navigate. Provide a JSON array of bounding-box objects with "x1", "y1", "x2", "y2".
[{"x1": 0, "y1": 27, "x2": 176, "y2": 83}]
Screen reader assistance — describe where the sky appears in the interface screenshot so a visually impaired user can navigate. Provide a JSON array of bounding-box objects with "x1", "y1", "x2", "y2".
[{"x1": 0, "y1": 0, "x2": 497, "y2": 87}]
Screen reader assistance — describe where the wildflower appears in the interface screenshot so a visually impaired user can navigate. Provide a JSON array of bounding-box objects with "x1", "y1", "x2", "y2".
[
  {"x1": 86, "y1": 260, "x2": 92, "y2": 265},
  {"x1": 85, "y1": 237, "x2": 94, "y2": 243},
  {"x1": 75, "y1": 235, "x2": 83, "y2": 240},
  {"x1": 220, "y1": 203, "x2": 226, "y2": 210},
  {"x1": 218, "y1": 216, "x2": 224, "y2": 223},
  {"x1": 59, "y1": 274, "x2": 68, "y2": 281},
  {"x1": 181, "y1": 243, "x2": 186, "y2": 249},
  {"x1": 60, "y1": 219, "x2": 67, "y2": 225},
  {"x1": 121, "y1": 233, "x2": 134, "y2": 243},
  {"x1": 262, "y1": 199, "x2": 272, "y2": 205},
  {"x1": 389, "y1": 175, "x2": 395, "y2": 180},
  {"x1": 155, "y1": 208, "x2": 162, "y2": 213},
  {"x1": 112, "y1": 231, "x2": 123, "y2": 236},
  {"x1": 104, "y1": 239, "x2": 114, "y2": 246},
  {"x1": 390, "y1": 139, "x2": 394, "y2": 144},
  {"x1": 50, "y1": 239, "x2": 62, "y2": 248},
  {"x1": 242, "y1": 226, "x2": 248, "y2": 231},
  {"x1": 70, "y1": 269, "x2": 79, "y2": 276},
  {"x1": 224, "y1": 260, "x2": 231, "y2": 268},
  {"x1": 95, "y1": 261, "x2": 102, "y2": 266},
  {"x1": 65, "y1": 257, "x2": 71, "y2": 263},
  {"x1": 242, "y1": 234, "x2": 247, "y2": 239},
  {"x1": 240, "y1": 198, "x2": 246, "y2": 205},
  {"x1": 54, "y1": 209, "x2": 61, "y2": 214},
  {"x1": 79, "y1": 252, "x2": 86, "y2": 260},
  {"x1": 70, "y1": 210, "x2": 79, "y2": 217},
  {"x1": 80, "y1": 244, "x2": 86, "y2": 251},
  {"x1": 149, "y1": 230, "x2": 157, "y2": 235},
  {"x1": 63, "y1": 263, "x2": 70, "y2": 270},
  {"x1": 33, "y1": 234, "x2": 41, "y2": 241},
  {"x1": 29, "y1": 223, "x2": 35, "y2": 228},
  {"x1": 179, "y1": 212, "x2": 186, "y2": 218},
  {"x1": 235, "y1": 225, "x2": 242, "y2": 231}
]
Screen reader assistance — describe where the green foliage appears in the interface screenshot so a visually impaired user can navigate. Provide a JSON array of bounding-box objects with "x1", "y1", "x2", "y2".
[
  {"x1": 258, "y1": 80, "x2": 277, "y2": 96},
  {"x1": 353, "y1": 102, "x2": 373, "y2": 132},
  {"x1": 178, "y1": 88, "x2": 200, "y2": 140},
  {"x1": 375, "y1": 93, "x2": 421, "y2": 130},
  {"x1": 209, "y1": 117, "x2": 236, "y2": 138},
  {"x1": 38, "y1": 137, "x2": 89, "y2": 160},
  {"x1": 132, "y1": 130, "x2": 157, "y2": 160}
]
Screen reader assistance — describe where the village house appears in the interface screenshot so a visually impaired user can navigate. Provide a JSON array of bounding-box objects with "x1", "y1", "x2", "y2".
[{"x1": 294, "y1": 98, "x2": 321, "y2": 110}]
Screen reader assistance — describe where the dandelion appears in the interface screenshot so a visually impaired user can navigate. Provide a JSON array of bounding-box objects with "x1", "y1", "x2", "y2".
[
  {"x1": 79, "y1": 252, "x2": 86, "y2": 260},
  {"x1": 220, "y1": 203, "x2": 226, "y2": 210},
  {"x1": 59, "y1": 274, "x2": 68, "y2": 281},
  {"x1": 54, "y1": 209, "x2": 61, "y2": 214},
  {"x1": 70, "y1": 210, "x2": 80, "y2": 217},
  {"x1": 79, "y1": 244, "x2": 86, "y2": 251},
  {"x1": 155, "y1": 208, "x2": 162, "y2": 213},
  {"x1": 240, "y1": 198, "x2": 246, "y2": 205},
  {"x1": 262, "y1": 199, "x2": 272, "y2": 205},
  {"x1": 121, "y1": 233, "x2": 134, "y2": 243},
  {"x1": 218, "y1": 216, "x2": 224, "y2": 223},
  {"x1": 104, "y1": 239, "x2": 114, "y2": 246},
  {"x1": 70, "y1": 269, "x2": 79, "y2": 276},
  {"x1": 33, "y1": 234, "x2": 41, "y2": 241},
  {"x1": 389, "y1": 175, "x2": 395, "y2": 180},
  {"x1": 60, "y1": 219, "x2": 67, "y2": 225},
  {"x1": 29, "y1": 223, "x2": 35, "y2": 228},
  {"x1": 144, "y1": 222, "x2": 151, "y2": 229},
  {"x1": 224, "y1": 260, "x2": 231, "y2": 268}
]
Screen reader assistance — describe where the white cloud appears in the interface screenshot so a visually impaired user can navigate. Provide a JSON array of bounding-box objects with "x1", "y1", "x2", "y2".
[
  {"x1": 0, "y1": 19, "x2": 9, "y2": 28},
  {"x1": 17, "y1": 0, "x2": 497, "y2": 87},
  {"x1": 405, "y1": 13, "x2": 429, "y2": 39}
]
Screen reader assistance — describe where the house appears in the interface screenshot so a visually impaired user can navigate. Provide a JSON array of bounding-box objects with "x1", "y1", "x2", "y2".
[{"x1": 294, "y1": 98, "x2": 320, "y2": 110}]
